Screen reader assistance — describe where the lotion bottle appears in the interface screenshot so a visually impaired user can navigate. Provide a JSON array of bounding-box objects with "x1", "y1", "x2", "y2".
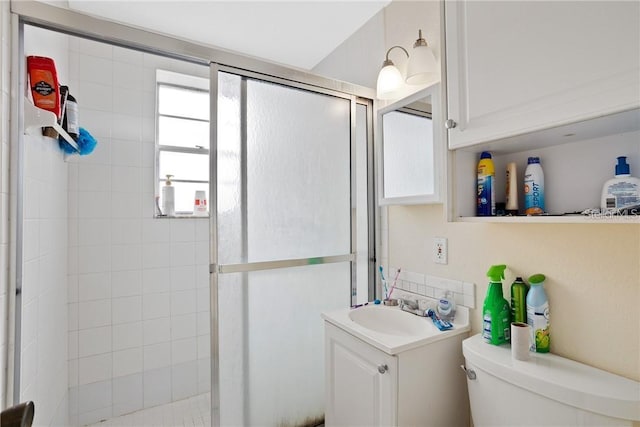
[
  {"x1": 524, "y1": 157, "x2": 545, "y2": 215},
  {"x1": 601, "y1": 156, "x2": 640, "y2": 213},
  {"x1": 162, "y1": 174, "x2": 175, "y2": 216}
]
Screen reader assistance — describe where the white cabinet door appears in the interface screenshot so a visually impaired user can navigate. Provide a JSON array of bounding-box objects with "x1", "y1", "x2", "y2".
[
  {"x1": 325, "y1": 324, "x2": 398, "y2": 426},
  {"x1": 445, "y1": 1, "x2": 640, "y2": 149}
]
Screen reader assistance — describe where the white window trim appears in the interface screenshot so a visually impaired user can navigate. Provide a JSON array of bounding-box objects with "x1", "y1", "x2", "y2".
[{"x1": 155, "y1": 69, "x2": 210, "y2": 217}]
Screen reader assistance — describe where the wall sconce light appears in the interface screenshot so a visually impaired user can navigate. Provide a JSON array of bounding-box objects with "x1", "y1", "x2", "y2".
[
  {"x1": 376, "y1": 29, "x2": 437, "y2": 99},
  {"x1": 406, "y1": 30, "x2": 437, "y2": 85},
  {"x1": 376, "y1": 45, "x2": 409, "y2": 100}
]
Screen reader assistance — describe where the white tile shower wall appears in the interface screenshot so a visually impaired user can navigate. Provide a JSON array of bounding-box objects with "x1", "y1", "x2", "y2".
[
  {"x1": 20, "y1": 133, "x2": 70, "y2": 426},
  {"x1": 0, "y1": 0, "x2": 10, "y2": 410},
  {"x1": 66, "y1": 38, "x2": 211, "y2": 425},
  {"x1": 17, "y1": 25, "x2": 73, "y2": 426},
  {"x1": 386, "y1": 267, "x2": 475, "y2": 309}
]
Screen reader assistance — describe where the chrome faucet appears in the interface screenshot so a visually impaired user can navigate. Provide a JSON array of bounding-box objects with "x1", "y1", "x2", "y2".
[{"x1": 399, "y1": 299, "x2": 427, "y2": 317}]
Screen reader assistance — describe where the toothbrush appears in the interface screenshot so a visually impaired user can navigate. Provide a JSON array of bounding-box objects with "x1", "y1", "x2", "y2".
[
  {"x1": 387, "y1": 268, "x2": 401, "y2": 299},
  {"x1": 379, "y1": 266, "x2": 388, "y2": 299}
]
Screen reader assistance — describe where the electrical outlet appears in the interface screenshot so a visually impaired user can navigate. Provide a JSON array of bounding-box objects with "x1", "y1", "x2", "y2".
[{"x1": 433, "y1": 237, "x2": 448, "y2": 264}]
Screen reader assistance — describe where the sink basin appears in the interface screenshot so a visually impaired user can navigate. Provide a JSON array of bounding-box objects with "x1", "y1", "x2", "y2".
[
  {"x1": 348, "y1": 305, "x2": 429, "y2": 336},
  {"x1": 322, "y1": 300, "x2": 470, "y2": 355}
]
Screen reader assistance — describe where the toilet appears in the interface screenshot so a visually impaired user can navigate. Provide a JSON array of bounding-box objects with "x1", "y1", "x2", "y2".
[{"x1": 462, "y1": 334, "x2": 640, "y2": 426}]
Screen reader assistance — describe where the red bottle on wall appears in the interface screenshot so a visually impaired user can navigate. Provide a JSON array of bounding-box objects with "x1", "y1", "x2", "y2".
[{"x1": 27, "y1": 56, "x2": 61, "y2": 119}]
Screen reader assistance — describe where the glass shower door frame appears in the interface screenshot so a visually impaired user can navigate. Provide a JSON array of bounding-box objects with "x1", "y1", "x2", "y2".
[{"x1": 208, "y1": 63, "x2": 373, "y2": 426}]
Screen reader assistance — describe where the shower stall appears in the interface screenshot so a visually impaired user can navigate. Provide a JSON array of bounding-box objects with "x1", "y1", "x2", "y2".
[{"x1": 10, "y1": 4, "x2": 375, "y2": 426}]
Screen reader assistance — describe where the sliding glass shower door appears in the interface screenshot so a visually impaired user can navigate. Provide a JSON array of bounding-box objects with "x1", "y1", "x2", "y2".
[{"x1": 210, "y1": 68, "x2": 369, "y2": 426}]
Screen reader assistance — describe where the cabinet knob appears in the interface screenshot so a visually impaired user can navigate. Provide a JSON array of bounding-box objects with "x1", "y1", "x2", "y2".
[
  {"x1": 378, "y1": 364, "x2": 388, "y2": 374},
  {"x1": 445, "y1": 119, "x2": 457, "y2": 129}
]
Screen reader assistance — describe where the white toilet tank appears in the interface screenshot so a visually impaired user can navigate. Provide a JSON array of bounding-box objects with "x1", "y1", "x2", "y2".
[{"x1": 462, "y1": 334, "x2": 640, "y2": 426}]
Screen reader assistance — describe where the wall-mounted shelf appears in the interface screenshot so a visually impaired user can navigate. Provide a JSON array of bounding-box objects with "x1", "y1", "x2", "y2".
[
  {"x1": 24, "y1": 97, "x2": 79, "y2": 153},
  {"x1": 454, "y1": 215, "x2": 640, "y2": 224}
]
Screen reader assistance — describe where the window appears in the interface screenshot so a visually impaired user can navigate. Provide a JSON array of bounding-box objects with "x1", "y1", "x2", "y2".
[{"x1": 156, "y1": 70, "x2": 210, "y2": 215}]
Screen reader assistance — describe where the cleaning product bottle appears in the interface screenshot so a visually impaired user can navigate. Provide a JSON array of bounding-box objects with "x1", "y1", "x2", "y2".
[
  {"x1": 505, "y1": 162, "x2": 519, "y2": 215},
  {"x1": 601, "y1": 156, "x2": 640, "y2": 213},
  {"x1": 510, "y1": 276, "x2": 528, "y2": 324},
  {"x1": 524, "y1": 157, "x2": 545, "y2": 215},
  {"x1": 526, "y1": 274, "x2": 550, "y2": 353},
  {"x1": 477, "y1": 151, "x2": 495, "y2": 216},
  {"x1": 482, "y1": 265, "x2": 511, "y2": 345},
  {"x1": 162, "y1": 174, "x2": 175, "y2": 216},
  {"x1": 436, "y1": 290, "x2": 456, "y2": 322}
]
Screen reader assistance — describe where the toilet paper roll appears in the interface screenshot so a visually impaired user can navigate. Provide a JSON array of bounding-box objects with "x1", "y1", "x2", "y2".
[{"x1": 511, "y1": 322, "x2": 531, "y2": 361}]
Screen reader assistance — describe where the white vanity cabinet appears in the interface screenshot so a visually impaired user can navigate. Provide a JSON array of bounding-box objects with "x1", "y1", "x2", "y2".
[
  {"x1": 324, "y1": 321, "x2": 469, "y2": 426},
  {"x1": 325, "y1": 324, "x2": 398, "y2": 426},
  {"x1": 444, "y1": 1, "x2": 640, "y2": 150}
]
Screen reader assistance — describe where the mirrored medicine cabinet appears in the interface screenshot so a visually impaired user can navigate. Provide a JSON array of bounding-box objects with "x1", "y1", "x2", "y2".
[{"x1": 377, "y1": 84, "x2": 444, "y2": 205}]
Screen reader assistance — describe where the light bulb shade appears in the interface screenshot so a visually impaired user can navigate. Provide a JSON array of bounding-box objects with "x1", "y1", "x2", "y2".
[
  {"x1": 376, "y1": 64, "x2": 404, "y2": 99},
  {"x1": 406, "y1": 45, "x2": 437, "y2": 85}
]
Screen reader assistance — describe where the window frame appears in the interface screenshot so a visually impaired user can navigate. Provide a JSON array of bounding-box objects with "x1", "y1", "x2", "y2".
[{"x1": 155, "y1": 70, "x2": 210, "y2": 216}]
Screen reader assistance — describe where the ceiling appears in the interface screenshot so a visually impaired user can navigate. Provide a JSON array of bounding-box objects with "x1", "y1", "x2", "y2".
[{"x1": 42, "y1": 0, "x2": 390, "y2": 69}]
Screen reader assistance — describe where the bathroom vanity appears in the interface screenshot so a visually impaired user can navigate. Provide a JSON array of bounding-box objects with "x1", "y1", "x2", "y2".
[{"x1": 322, "y1": 302, "x2": 470, "y2": 426}]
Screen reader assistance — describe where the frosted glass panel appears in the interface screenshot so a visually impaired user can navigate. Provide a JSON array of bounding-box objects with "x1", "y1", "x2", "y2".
[
  {"x1": 246, "y1": 80, "x2": 351, "y2": 262},
  {"x1": 215, "y1": 72, "x2": 357, "y2": 426},
  {"x1": 382, "y1": 110, "x2": 435, "y2": 198},
  {"x1": 218, "y1": 263, "x2": 350, "y2": 427},
  {"x1": 355, "y1": 104, "x2": 370, "y2": 304},
  {"x1": 216, "y1": 73, "x2": 243, "y2": 265}
]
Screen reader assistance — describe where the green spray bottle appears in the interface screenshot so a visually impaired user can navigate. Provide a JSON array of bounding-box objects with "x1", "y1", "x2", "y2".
[{"x1": 482, "y1": 265, "x2": 511, "y2": 345}]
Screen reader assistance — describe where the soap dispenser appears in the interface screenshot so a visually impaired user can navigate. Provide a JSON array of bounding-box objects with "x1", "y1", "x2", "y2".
[
  {"x1": 601, "y1": 156, "x2": 640, "y2": 213},
  {"x1": 162, "y1": 174, "x2": 175, "y2": 216},
  {"x1": 436, "y1": 290, "x2": 456, "y2": 322}
]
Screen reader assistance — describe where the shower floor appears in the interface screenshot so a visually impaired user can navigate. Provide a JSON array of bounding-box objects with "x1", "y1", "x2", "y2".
[{"x1": 88, "y1": 393, "x2": 211, "y2": 427}]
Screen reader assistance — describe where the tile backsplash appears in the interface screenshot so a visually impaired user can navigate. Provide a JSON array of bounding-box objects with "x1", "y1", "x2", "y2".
[{"x1": 386, "y1": 267, "x2": 475, "y2": 309}]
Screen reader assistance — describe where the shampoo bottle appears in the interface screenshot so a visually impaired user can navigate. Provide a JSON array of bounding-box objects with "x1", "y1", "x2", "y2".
[
  {"x1": 482, "y1": 265, "x2": 511, "y2": 345},
  {"x1": 601, "y1": 156, "x2": 640, "y2": 213},
  {"x1": 162, "y1": 174, "x2": 175, "y2": 216},
  {"x1": 477, "y1": 152, "x2": 495, "y2": 216},
  {"x1": 524, "y1": 157, "x2": 545, "y2": 215},
  {"x1": 526, "y1": 274, "x2": 550, "y2": 353}
]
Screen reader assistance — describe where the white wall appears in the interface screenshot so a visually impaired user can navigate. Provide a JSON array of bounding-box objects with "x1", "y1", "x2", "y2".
[
  {"x1": 64, "y1": 36, "x2": 210, "y2": 426},
  {"x1": 315, "y1": 0, "x2": 640, "y2": 384},
  {"x1": 19, "y1": 26, "x2": 72, "y2": 427}
]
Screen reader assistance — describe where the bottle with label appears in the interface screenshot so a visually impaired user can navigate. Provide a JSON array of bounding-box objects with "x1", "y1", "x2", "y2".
[
  {"x1": 27, "y1": 56, "x2": 61, "y2": 138},
  {"x1": 510, "y1": 277, "x2": 528, "y2": 324},
  {"x1": 482, "y1": 265, "x2": 511, "y2": 345},
  {"x1": 477, "y1": 151, "x2": 495, "y2": 216},
  {"x1": 436, "y1": 290, "x2": 456, "y2": 322},
  {"x1": 526, "y1": 274, "x2": 550, "y2": 353},
  {"x1": 162, "y1": 174, "x2": 175, "y2": 216},
  {"x1": 60, "y1": 86, "x2": 79, "y2": 141},
  {"x1": 524, "y1": 157, "x2": 545, "y2": 215},
  {"x1": 601, "y1": 156, "x2": 640, "y2": 213}
]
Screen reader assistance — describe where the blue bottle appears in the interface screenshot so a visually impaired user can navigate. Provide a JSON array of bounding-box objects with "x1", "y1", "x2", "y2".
[{"x1": 477, "y1": 152, "x2": 495, "y2": 216}]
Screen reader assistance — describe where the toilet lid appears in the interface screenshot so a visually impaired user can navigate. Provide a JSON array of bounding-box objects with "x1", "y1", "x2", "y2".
[{"x1": 463, "y1": 334, "x2": 640, "y2": 421}]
